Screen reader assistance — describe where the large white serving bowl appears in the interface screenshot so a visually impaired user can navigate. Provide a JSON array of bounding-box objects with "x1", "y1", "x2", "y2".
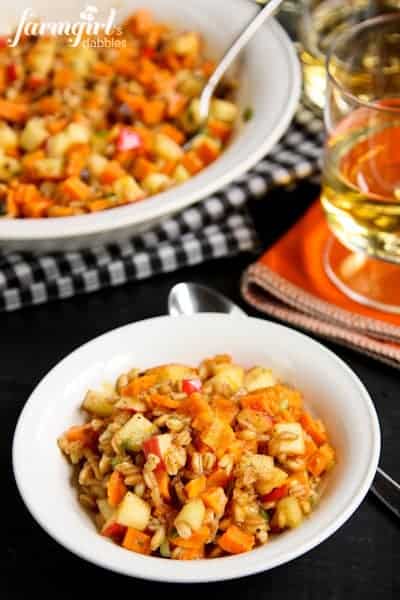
[
  {"x1": 13, "y1": 314, "x2": 380, "y2": 583},
  {"x1": 0, "y1": 0, "x2": 301, "y2": 252}
]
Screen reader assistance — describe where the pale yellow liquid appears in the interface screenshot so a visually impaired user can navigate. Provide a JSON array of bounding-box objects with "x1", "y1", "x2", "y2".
[
  {"x1": 299, "y1": 0, "x2": 400, "y2": 110},
  {"x1": 322, "y1": 106, "x2": 400, "y2": 261}
]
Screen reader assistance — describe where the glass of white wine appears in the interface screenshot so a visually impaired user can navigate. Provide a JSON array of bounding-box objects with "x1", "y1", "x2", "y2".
[
  {"x1": 298, "y1": 0, "x2": 400, "y2": 110},
  {"x1": 322, "y1": 14, "x2": 400, "y2": 312}
]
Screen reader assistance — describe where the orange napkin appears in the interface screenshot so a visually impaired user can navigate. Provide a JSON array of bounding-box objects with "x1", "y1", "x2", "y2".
[{"x1": 241, "y1": 202, "x2": 400, "y2": 368}]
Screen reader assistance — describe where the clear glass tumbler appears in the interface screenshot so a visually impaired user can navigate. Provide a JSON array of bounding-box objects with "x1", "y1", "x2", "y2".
[
  {"x1": 322, "y1": 14, "x2": 400, "y2": 312},
  {"x1": 298, "y1": 0, "x2": 400, "y2": 110}
]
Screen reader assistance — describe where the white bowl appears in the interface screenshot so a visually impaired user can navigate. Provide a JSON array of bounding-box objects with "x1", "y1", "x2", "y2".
[
  {"x1": 0, "y1": 0, "x2": 301, "y2": 252},
  {"x1": 13, "y1": 314, "x2": 380, "y2": 583}
]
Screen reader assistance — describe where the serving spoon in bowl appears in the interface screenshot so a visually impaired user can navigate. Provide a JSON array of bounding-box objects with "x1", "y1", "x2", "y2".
[
  {"x1": 184, "y1": 0, "x2": 285, "y2": 145},
  {"x1": 168, "y1": 281, "x2": 400, "y2": 520}
]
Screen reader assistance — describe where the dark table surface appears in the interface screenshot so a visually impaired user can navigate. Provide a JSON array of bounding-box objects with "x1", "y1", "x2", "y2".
[{"x1": 2, "y1": 183, "x2": 399, "y2": 599}]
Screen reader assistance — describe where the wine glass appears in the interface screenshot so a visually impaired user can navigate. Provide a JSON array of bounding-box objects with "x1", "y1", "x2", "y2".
[
  {"x1": 322, "y1": 14, "x2": 400, "y2": 312},
  {"x1": 298, "y1": 0, "x2": 400, "y2": 110}
]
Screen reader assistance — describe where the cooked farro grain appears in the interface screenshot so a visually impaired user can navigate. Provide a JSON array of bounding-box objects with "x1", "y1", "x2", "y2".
[
  {"x1": 58, "y1": 355, "x2": 336, "y2": 559},
  {"x1": 202, "y1": 452, "x2": 216, "y2": 472},
  {"x1": 134, "y1": 482, "x2": 146, "y2": 498},
  {"x1": 174, "y1": 429, "x2": 191, "y2": 447},
  {"x1": 79, "y1": 493, "x2": 97, "y2": 510},
  {"x1": 150, "y1": 526, "x2": 166, "y2": 551},
  {"x1": 165, "y1": 415, "x2": 185, "y2": 432},
  {"x1": 124, "y1": 473, "x2": 144, "y2": 487},
  {"x1": 191, "y1": 452, "x2": 203, "y2": 475},
  {"x1": 144, "y1": 453, "x2": 161, "y2": 472}
]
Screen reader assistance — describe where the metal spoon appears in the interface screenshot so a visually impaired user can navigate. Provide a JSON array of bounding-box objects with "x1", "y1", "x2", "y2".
[
  {"x1": 168, "y1": 281, "x2": 400, "y2": 520},
  {"x1": 188, "y1": 0, "x2": 285, "y2": 136}
]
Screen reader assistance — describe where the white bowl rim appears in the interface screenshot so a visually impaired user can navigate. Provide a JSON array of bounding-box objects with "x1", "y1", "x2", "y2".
[
  {"x1": 0, "y1": 18, "x2": 301, "y2": 241},
  {"x1": 12, "y1": 314, "x2": 381, "y2": 583}
]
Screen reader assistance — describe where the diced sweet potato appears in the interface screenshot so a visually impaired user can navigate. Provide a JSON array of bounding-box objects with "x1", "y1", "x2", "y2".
[
  {"x1": 200, "y1": 419, "x2": 235, "y2": 458},
  {"x1": 122, "y1": 528, "x2": 151, "y2": 555},
  {"x1": 185, "y1": 475, "x2": 207, "y2": 499},
  {"x1": 107, "y1": 471, "x2": 127, "y2": 508},
  {"x1": 116, "y1": 492, "x2": 151, "y2": 531},
  {"x1": 201, "y1": 486, "x2": 227, "y2": 517},
  {"x1": 218, "y1": 525, "x2": 254, "y2": 554},
  {"x1": 211, "y1": 396, "x2": 239, "y2": 425}
]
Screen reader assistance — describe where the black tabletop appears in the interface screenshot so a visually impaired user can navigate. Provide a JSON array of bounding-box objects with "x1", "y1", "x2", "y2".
[{"x1": 2, "y1": 183, "x2": 399, "y2": 599}]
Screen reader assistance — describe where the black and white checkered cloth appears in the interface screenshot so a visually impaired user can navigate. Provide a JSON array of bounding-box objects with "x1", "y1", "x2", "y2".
[{"x1": 0, "y1": 102, "x2": 323, "y2": 312}]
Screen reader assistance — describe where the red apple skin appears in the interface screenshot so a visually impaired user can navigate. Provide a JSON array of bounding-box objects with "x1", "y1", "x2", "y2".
[
  {"x1": 27, "y1": 75, "x2": 47, "y2": 90},
  {"x1": 260, "y1": 484, "x2": 289, "y2": 504},
  {"x1": 101, "y1": 521, "x2": 127, "y2": 541},
  {"x1": 142, "y1": 434, "x2": 172, "y2": 471},
  {"x1": 182, "y1": 378, "x2": 202, "y2": 395},
  {"x1": 6, "y1": 63, "x2": 18, "y2": 83}
]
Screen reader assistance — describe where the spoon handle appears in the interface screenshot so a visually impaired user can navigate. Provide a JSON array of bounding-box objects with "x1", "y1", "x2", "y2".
[
  {"x1": 199, "y1": 0, "x2": 285, "y2": 120},
  {"x1": 370, "y1": 467, "x2": 400, "y2": 519}
]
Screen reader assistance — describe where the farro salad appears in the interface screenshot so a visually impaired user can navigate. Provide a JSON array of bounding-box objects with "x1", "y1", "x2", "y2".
[
  {"x1": 0, "y1": 10, "x2": 238, "y2": 218},
  {"x1": 58, "y1": 356, "x2": 336, "y2": 560}
]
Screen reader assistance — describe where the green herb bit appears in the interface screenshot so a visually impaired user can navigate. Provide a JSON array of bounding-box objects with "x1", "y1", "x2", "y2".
[
  {"x1": 243, "y1": 107, "x2": 254, "y2": 122},
  {"x1": 111, "y1": 457, "x2": 122, "y2": 467},
  {"x1": 119, "y1": 439, "x2": 131, "y2": 452},
  {"x1": 259, "y1": 508, "x2": 269, "y2": 521},
  {"x1": 95, "y1": 130, "x2": 109, "y2": 138},
  {"x1": 159, "y1": 539, "x2": 171, "y2": 558}
]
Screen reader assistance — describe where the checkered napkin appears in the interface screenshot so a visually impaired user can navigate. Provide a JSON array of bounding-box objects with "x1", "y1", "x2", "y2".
[{"x1": 0, "y1": 102, "x2": 324, "y2": 312}]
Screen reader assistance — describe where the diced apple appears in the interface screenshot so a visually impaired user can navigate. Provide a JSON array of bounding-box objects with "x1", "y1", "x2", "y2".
[
  {"x1": 141, "y1": 173, "x2": 171, "y2": 194},
  {"x1": 101, "y1": 516, "x2": 126, "y2": 540},
  {"x1": 115, "y1": 397, "x2": 147, "y2": 413},
  {"x1": 88, "y1": 153, "x2": 108, "y2": 177},
  {"x1": 243, "y1": 454, "x2": 274, "y2": 479},
  {"x1": 191, "y1": 134, "x2": 221, "y2": 153},
  {"x1": 115, "y1": 413, "x2": 157, "y2": 451},
  {"x1": 173, "y1": 164, "x2": 190, "y2": 183},
  {"x1": 0, "y1": 153, "x2": 20, "y2": 181},
  {"x1": 269, "y1": 422, "x2": 305, "y2": 456},
  {"x1": 34, "y1": 157, "x2": 63, "y2": 179},
  {"x1": 0, "y1": 122, "x2": 18, "y2": 150},
  {"x1": 116, "y1": 492, "x2": 151, "y2": 531},
  {"x1": 113, "y1": 175, "x2": 144, "y2": 202},
  {"x1": 273, "y1": 496, "x2": 303, "y2": 529},
  {"x1": 28, "y1": 39, "x2": 56, "y2": 77},
  {"x1": 66, "y1": 123, "x2": 90, "y2": 145},
  {"x1": 82, "y1": 390, "x2": 115, "y2": 418},
  {"x1": 143, "y1": 433, "x2": 172, "y2": 468},
  {"x1": 20, "y1": 118, "x2": 48, "y2": 151},
  {"x1": 244, "y1": 367, "x2": 277, "y2": 392},
  {"x1": 175, "y1": 498, "x2": 205, "y2": 533},
  {"x1": 260, "y1": 483, "x2": 288, "y2": 504},
  {"x1": 97, "y1": 499, "x2": 114, "y2": 521},
  {"x1": 203, "y1": 364, "x2": 244, "y2": 393},
  {"x1": 237, "y1": 408, "x2": 273, "y2": 433},
  {"x1": 210, "y1": 99, "x2": 238, "y2": 123},
  {"x1": 153, "y1": 133, "x2": 183, "y2": 161},
  {"x1": 256, "y1": 467, "x2": 288, "y2": 496},
  {"x1": 47, "y1": 132, "x2": 70, "y2": 157},
  {"x1": 146, "y1": 363, "x2": 197, "y2": 384},
  {"x1": 63, "y1": 45, "x2": 96, "y2": 76},
  {"x1": 180, "y1": 98, "x2": 202, "y2": 132},
  {"x1": 170, "y1": 32, "x2": 200, "y2": 56},
  {"x1": 177, "y1": 75, "x2": 204, "y2": 99},
  {"x1": 182, "y1": 378, "x2": 202, "y2": 395}
]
